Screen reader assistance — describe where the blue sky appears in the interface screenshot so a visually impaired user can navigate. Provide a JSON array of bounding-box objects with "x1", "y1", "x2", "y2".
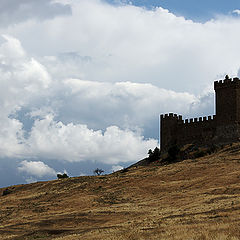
[
  {"x1": 0, "y1": 0, "x2": 240, "y2": 187},
  {"x1": 108, "y1": 0, "x2": 240, "y2": 21}
]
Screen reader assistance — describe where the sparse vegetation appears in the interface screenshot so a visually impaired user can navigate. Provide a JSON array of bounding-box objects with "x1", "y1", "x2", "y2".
[
  {"x1": 93, "y1": 168, "x2": 104, "y2": 176},
  {"x1": 1, "y1": 143, "x2": 240, "y2": 239},
  {"x1": 159, "y1": 143, "x2": 224, "y2": 165}
]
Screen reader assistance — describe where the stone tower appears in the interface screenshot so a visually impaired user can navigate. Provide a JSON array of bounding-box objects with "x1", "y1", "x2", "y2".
[
  {"x1": 214, "y1": 76, "x2": 240, "y2": 125},
  {"x1": 160, "y1": 114, "x2": 183, "y2": 152},
  {"x1": 214, "y1": 76, "x2": 240, "y2": 142}
]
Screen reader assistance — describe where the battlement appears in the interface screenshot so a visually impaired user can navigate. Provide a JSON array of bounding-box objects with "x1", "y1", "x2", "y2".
[
  {"x1": 184, "y1": 115, "x2": 216, "y2": 124},
  {"x1": 214, "y1": 77, "x2": 240, "y2": 90},
  {"x1": 160, "y1": 113, "x2": 182, "y2": 121},
  {"x1": 161, "y1": 114, "x2": 216, "y2": 125},
  {"x1": 160, "y1": 113, "x2": 217, "y2": 152}
]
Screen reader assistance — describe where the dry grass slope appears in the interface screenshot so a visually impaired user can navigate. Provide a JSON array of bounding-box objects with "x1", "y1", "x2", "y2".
[{"x1": 1, "y1": 143, "x2": 240, "y2": 239}]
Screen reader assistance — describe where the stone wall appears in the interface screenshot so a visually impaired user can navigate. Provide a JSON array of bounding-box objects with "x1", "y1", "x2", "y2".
[{"x1": 160, "y1": 114, "x2": 216, "y2": 152}]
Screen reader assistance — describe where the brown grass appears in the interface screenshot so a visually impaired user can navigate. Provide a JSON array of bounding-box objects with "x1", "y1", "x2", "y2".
[{"x1": 1, "y1": 143, "x2": 240, "y2": 239}]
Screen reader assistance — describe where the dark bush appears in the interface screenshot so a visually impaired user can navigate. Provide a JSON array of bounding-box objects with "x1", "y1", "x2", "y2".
[
  {"x1": 2, "y1": 188, "x2": 12, "y2": 196},
  {"x1": 57, "y1": 173, "x2": 69, "y2": 179},
  {"x1": 168, "y1": 145, "x2": 180, "y2": 158},
  {"x1": 93, "y1": 168, "x2": 104, "y2": 176},
  {"x1": 148, "y1": 149, "x2": 153, "y2": 156},
  {"x1": 166, "y1": 145, "x2": 180, "y2": 163},
  {"x1": 120, "y1": 168, "x2": 129, "y2": 173},
  {"x1": 148, "y1": 147, "x2": 160, "y2": 162},
  {"x1": 194, "y1": 150, "x2": 205, "y2": 158}
]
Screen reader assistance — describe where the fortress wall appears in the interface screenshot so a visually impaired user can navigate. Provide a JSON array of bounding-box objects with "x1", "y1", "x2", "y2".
[
  {"x1": 176, "y1": 116, "x2": 216, "y2": 147},
  {"x1": 160, "y1": 114, "x2": 217, "y2": 151},
  {"x1": 216, "y1": 123, "x2": 240, "y2": 143},
  {"x1": 160, "y1": 77, "x2": 240, "y2": 152}
]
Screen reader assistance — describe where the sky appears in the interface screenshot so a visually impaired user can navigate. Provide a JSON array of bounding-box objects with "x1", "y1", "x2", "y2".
[
  {"x1": 108, "y1": 0, "x2": 240, "y2": 21},
  {"x1": 0, "y1": 0, "x2": 240, "y2": 187}
]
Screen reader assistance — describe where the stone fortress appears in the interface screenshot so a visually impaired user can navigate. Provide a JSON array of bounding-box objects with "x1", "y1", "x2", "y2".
[{"x1": 160, "y1": 75, "x2": 240, "y2": 152}]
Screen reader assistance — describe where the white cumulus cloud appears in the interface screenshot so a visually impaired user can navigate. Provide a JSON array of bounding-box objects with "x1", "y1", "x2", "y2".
[
  {"x1": 0, "y1": 35, "x2": 52, "y2": 158},
  {"x1": 26, "y1": 114, "x2": 157, "y2": 164},
  {"x1": 62, "y1": 78, "x2": 197, "y2": 130},
  {"x1": 18, "y1": 160, "x2": 57, "y2": 177},
  {"x1": 233, "y1": 9, "x2": 240, "y2": 15}
]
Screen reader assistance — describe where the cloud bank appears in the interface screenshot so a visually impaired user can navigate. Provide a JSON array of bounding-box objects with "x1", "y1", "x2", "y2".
[
  {"x1": 3, "y1": 0, "x2": 240, "y2": 93},
  {"x1": 0, "y1": 35, "x2": 159, "y2": 164},
  {"x1": 0, "y1": 34, "x2": 211, "y2": 164}
]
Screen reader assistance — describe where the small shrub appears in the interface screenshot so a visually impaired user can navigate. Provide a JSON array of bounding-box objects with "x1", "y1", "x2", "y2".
[
  {"x1": 2, "y1": 188, "x2": 12, "y2": 196},
  {"x1": 57, "y1": 173, "x2": 69, "y2": 179},
  {"x1": 194, "y1": 150, "x2": 205, "y2": 158},
  {"x1": 93, "y1": 168, "x2": 104, "y2": 176},
  {"x1": 120, "y1": 168, "x2": 129, "y2": 173}
]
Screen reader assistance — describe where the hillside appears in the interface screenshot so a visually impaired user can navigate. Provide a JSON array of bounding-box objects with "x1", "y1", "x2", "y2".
[{"x1": 1, "y1": 143, "x2": 240, "y2": 240}]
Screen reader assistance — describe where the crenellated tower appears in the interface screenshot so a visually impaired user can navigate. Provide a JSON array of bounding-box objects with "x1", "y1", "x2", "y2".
[
  {"x1": 214, "y1": 76, "x2": 240, "y2": 125},
  {"x1": 160, "y1": 113, "x2": 183, "y2": 151}
]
